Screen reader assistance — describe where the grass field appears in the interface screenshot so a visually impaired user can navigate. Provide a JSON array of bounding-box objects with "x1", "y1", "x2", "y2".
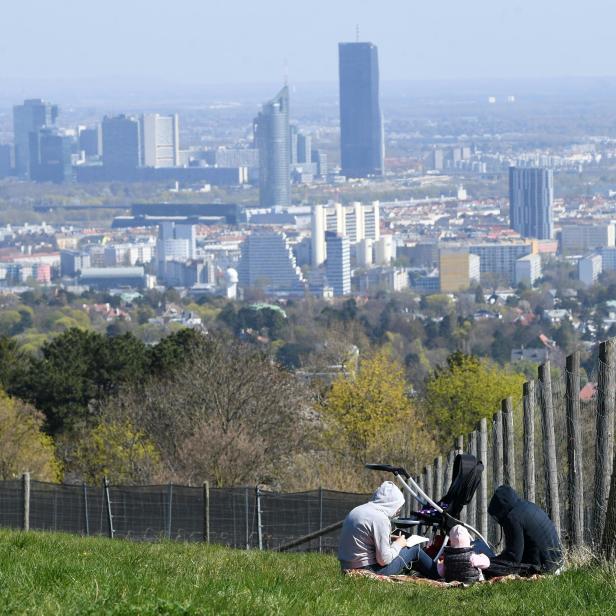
[{"x1": 0, "y1": 530, "x2": 614, "y2": 615}]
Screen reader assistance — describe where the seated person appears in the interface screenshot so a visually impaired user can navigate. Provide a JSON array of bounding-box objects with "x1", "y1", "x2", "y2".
[
  {"x1": 338, "y1": 481, "x2": 437, "y2": 577},
  {"x1": 485, "y1": 485, "x2": 563, "y2": 577},
  {"x1": 437, "y1": 525, "x2": 490, "y2": 583}
]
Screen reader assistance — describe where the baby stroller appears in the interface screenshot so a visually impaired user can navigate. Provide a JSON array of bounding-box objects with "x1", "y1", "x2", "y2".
[{"x1": 366, "y1": 454, "x2": 491, "y2": 561}]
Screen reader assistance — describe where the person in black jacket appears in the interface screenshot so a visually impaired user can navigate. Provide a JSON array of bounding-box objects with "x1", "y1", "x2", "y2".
[{"x1": 485, "y1": 485, "x2": 563, "y2": 577}]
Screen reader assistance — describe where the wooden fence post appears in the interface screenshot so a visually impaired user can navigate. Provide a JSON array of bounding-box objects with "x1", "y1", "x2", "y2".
[
  {"x1": 424, "y1": 465, "x2": 433, "y2": 502},
  {"x1": 478, "y1": 418, "x2": 489, "y2": 538},
  {"x1": 594, "y1": 339, "x2": 616, "y2": 545},
  {"x1": 502, "y1": 397, "x2": 516, "y2": 489},
  {"x1": 492, "y1": 411, "x2": 504, "y2": 546},
  {"x1": 566, "y1": 351, "x2": 584, "y2": 547},
  {"x1": 22, "y1": 472, "x2": 30, "y2": 532},
  {"x1": 203, "y1": 481, "x2": 210, "y2": 544},
  {"x1": 523, "y1": 381, "x2": 536, "y2": 503},
  {"x1": 434, "y1": 456, "x2": 443, "y2": 501},
  {"x1": 455, "y1": 435, "x2": 464, "y2": 456},
  {"x1": 444, "y1": 450, "x2": 455, "y2": 493},
  {"x1": 467, "y1": 431, "x2": 478, "y2": 529},
  {"x1": 538, "y1": 361, "x2": 561, "y2": 537}
]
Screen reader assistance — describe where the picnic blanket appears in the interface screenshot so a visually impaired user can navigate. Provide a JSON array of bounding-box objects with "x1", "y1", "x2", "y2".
[{"x1": 343, "y1": 568, "x2": 542, "y2": 588}]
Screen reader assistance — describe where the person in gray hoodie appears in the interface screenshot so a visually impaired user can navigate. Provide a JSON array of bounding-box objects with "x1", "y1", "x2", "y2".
[{"x1": 338, "y1": 481, "x2": 437, "y2": 577}]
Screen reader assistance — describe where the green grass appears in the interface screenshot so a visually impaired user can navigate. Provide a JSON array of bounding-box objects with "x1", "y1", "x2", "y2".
[{"x1": 0, "y1": 530, "x2": 614, "y2": 615}]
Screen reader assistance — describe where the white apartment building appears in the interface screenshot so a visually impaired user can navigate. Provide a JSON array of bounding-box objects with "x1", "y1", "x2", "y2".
[
  {"x1": 579, "y1": 254, "x2": 602, "y2": 286},
  {"x1": 514, "y1": 253, "x2": 542, "y2": 286},
  {"x1": 311, "y1": 201, "x2": 380, "y2": 267}
]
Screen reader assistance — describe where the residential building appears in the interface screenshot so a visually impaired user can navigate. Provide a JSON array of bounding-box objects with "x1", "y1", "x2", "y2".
[
  {"x1": 439, "y1": 249, "x2": 480, "y2": 292},
  {"x1": 326, "y1": 233, "x2": 351, "y2": 296},
  {"x1": 60, "y1": 250, "x2": 90, "y2": 277},
  {"x1": 141, "y1": 113, "x2": 180, "y2": 168},
  {"x1": 79, "y1": 266, "x2": 148, "y2": 289},
  {"x1": 560, "y1": 223, "x2": 615, "y2": 255},
  {"x1": 254, "y1": 86, "x2": 290, "y2": 207},
  {"x1": 600, "y1": 247, "x2": 616, "y2": 271},
  {"x1": 515, "y1": 253, "x2": 542, "y2": 286},
  {"x1": 296, "y1": 132, "x2": 311, "y2": 164},
  {"x1": 237, "y1": 231, "x2": 305, "y2": 294},
  {"x1": 13, "y1": 98, "x2": 58, "y2": 177},
  {"x1": 579, "y1": 254, "x2": 602, "y2": 286},
  {"x1": 311, "y1": 201, "x2": 380, "y2": 266},
  {"x1": 339, "y1": 42, "x2": 384, "y2": 177},
  {"x1": 374, "y1": 235, "x2": 395, "y2": 265},
  {"x1": 469, "y1": 241, "x2": 534, "y2": 283},
  {"x1": 509, "y1": 167, "x2": 554, "y2": 239},
  {"x1": 156, "y1": 222, "x2": 196, "y2": 273}
]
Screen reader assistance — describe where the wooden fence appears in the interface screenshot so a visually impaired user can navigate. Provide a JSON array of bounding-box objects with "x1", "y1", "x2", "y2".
[{"x1": 420, "y1": 339, "x2": 616, "y2": 551}]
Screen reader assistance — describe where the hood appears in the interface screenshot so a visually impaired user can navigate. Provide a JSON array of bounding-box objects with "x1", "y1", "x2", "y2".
[
  {"x1": 369, "y1": 481, "x2": 405, "y2": 518},
  {"x1": 449, "y1": 524, "x2": 471, "y2": 548},
  {"x1": 488, "y1": 485, "x2": 521, "y2": 521}
]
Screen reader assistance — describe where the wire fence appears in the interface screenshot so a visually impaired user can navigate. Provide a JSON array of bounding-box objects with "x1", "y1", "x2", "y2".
[{"x1": 0, "y1": 480, "x2": 367, "y2": 553}]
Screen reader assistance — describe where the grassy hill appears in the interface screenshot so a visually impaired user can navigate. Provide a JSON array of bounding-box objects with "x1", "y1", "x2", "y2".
[{"x1": 0, "y1": 529, "x2": 613, "y2": 615}]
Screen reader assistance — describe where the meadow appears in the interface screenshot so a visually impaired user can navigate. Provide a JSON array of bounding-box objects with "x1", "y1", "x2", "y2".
[{"x1": 0, "y1": 530, "x2": 614, "y2": 615}]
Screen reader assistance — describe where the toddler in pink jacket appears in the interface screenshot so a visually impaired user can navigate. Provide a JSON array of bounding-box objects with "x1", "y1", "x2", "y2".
[{"x1": 437, "y1": 525, "x2": 490, "y2": 583}]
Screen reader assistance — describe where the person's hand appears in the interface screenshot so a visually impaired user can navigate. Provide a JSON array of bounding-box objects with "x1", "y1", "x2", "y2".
[{"x1": 394, "y1": 534, "x2": 407, "y2": 547}]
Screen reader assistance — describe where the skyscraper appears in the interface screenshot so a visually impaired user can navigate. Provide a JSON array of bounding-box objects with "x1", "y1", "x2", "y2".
[
  {"x1": 254, "y1": 86, "x2": 290, "y2": 208},
  {"x1": 102, "y1": 115, "x2": 141, "y2": 173},
  {"x1": 338, "y1": 42, "x2": 384, "y2": 178},
  {"x1": 28, "y1": 128, "x2": 73, "y2": 183},
  {"x1": 509, "y1": 167, "x2": 554, "y2": 240},
  {"x1": 141, "y1": 113, "x2": 180, "y2": 168},
  {"x1": 13, "y1": 99, "x2": 58, "y2": 177},
  {"x1": 326, "y1": 233, "x2": 351, "y2": 296}
]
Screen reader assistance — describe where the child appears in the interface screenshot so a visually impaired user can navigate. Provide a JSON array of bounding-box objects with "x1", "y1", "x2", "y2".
[{"x1": 437, "y1": 525, "x2": 490, "y2": 583}]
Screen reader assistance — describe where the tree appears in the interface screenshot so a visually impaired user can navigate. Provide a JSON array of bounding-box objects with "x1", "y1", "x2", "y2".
[
  {"x1": 423, "y1": 352, "x2": 525, "y2": 449},
  {"x1": 102, "y1": 335, "x2": 312, "y2": 487},
  {"x1": 320, "y1": 348, "x2": 436, "y2": 475},
  {"x1": 71, "y1": 420, "x2": 160, "y2": 485},
  {"x1": 0, "y1": 391, "x2": 60, "y2": 481}
]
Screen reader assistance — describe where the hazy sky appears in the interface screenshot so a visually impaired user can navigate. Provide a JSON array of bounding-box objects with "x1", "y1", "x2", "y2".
[{"x1": 2, "y1": 0, "x2": 615, "y2": 89}]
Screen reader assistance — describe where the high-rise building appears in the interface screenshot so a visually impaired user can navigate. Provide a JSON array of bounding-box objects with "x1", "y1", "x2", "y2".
[
  {"x1": 311, "y1": 201, "x2": 380, "y2": 267},
  {"x1": 156, "y1": 221, "x2": 196, "y2": 272},
  {"x1": 28, "y1": 128, "x2": 73, "y2": 184},
  {"x1": 254, "y1": 86, "x2": 290, "y2": 208},
  {"x1": 13, "y1": 98, "x2": 58, "y2": 177},
  {"x1": 509, "y1": 167, "x2": 554, "y2": 240},
  {"x1": 78, "y1": 126, "x2": 101, "y2": 158},
  {"x1": 338, "y1": 42, "x2": 384, "y2": 178},
  {"x1": 297, "y1": 132, "x2": 311, "y2": 164},
  {"x1": 102, "y1": 115, "x2": 141, "y2": 172},
  {"x1": 141, "y1": 113, "x2": 180, "y2": 168},
  {"x1": 439, "y1": 249, "x2": 480, "y2": 292},
  {"x1": 326, "y1": 233, "x2": 351, "y2": 296},
  {"x1": 0, "y1": 144, "x2": 11, "y2": 178},
  {"x1": 237, "y1": 231, "x2": 305, "y2": 293}
]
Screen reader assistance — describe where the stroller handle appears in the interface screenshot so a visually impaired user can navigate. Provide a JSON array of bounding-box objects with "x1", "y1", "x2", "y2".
[{"x1": 365, "y1": 463, "x2": 410, "y2": 479}]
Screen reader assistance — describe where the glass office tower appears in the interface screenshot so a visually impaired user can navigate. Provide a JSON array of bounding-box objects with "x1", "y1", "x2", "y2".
[
  {"x1": 254, "y1": 86, "x2": 290, "y2": 208},
  {"x1": 338, "y1": 42, "x2": 384, "y2": 178}
]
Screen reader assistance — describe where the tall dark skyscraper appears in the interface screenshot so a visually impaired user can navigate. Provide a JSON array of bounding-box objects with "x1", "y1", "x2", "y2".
[
  {"x1": 509, "y1": 167, "x2": 554, "y2": 240},
  {"x1": 338, "y1": 42, "x2": 384, "y2": 178},
  {"x1": 13, "y1": 99, "x2": 58, "y2": 177},
  {"x1": 254, "y1": 86, "x2": 290, "y2": 208},
  {"x1": 102, "y1": 115, "x2": 142, "y2": 174}
]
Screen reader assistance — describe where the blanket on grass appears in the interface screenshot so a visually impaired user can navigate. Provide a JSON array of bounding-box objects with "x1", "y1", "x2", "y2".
[{"x1": 343, "y1": 568, "x2": 542, "y2": 588}]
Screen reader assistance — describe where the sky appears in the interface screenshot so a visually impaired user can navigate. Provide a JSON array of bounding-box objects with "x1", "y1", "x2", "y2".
[{"x1": 1, "y1": 0, "x2": 616, "y2": 93}]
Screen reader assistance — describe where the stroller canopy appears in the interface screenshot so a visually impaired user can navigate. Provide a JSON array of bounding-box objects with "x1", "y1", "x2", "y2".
[{"x1": 440, "y1": 454, "x2": 484, "y2": 519}]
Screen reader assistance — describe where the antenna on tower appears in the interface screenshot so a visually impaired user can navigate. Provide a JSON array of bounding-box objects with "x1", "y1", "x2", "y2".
[
  {"x1": 355, "y1": 24, "x2": 360, "y2": 42},
  {"x1": 283, "y1": 57, "x2": 289, "y2": 86}
]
